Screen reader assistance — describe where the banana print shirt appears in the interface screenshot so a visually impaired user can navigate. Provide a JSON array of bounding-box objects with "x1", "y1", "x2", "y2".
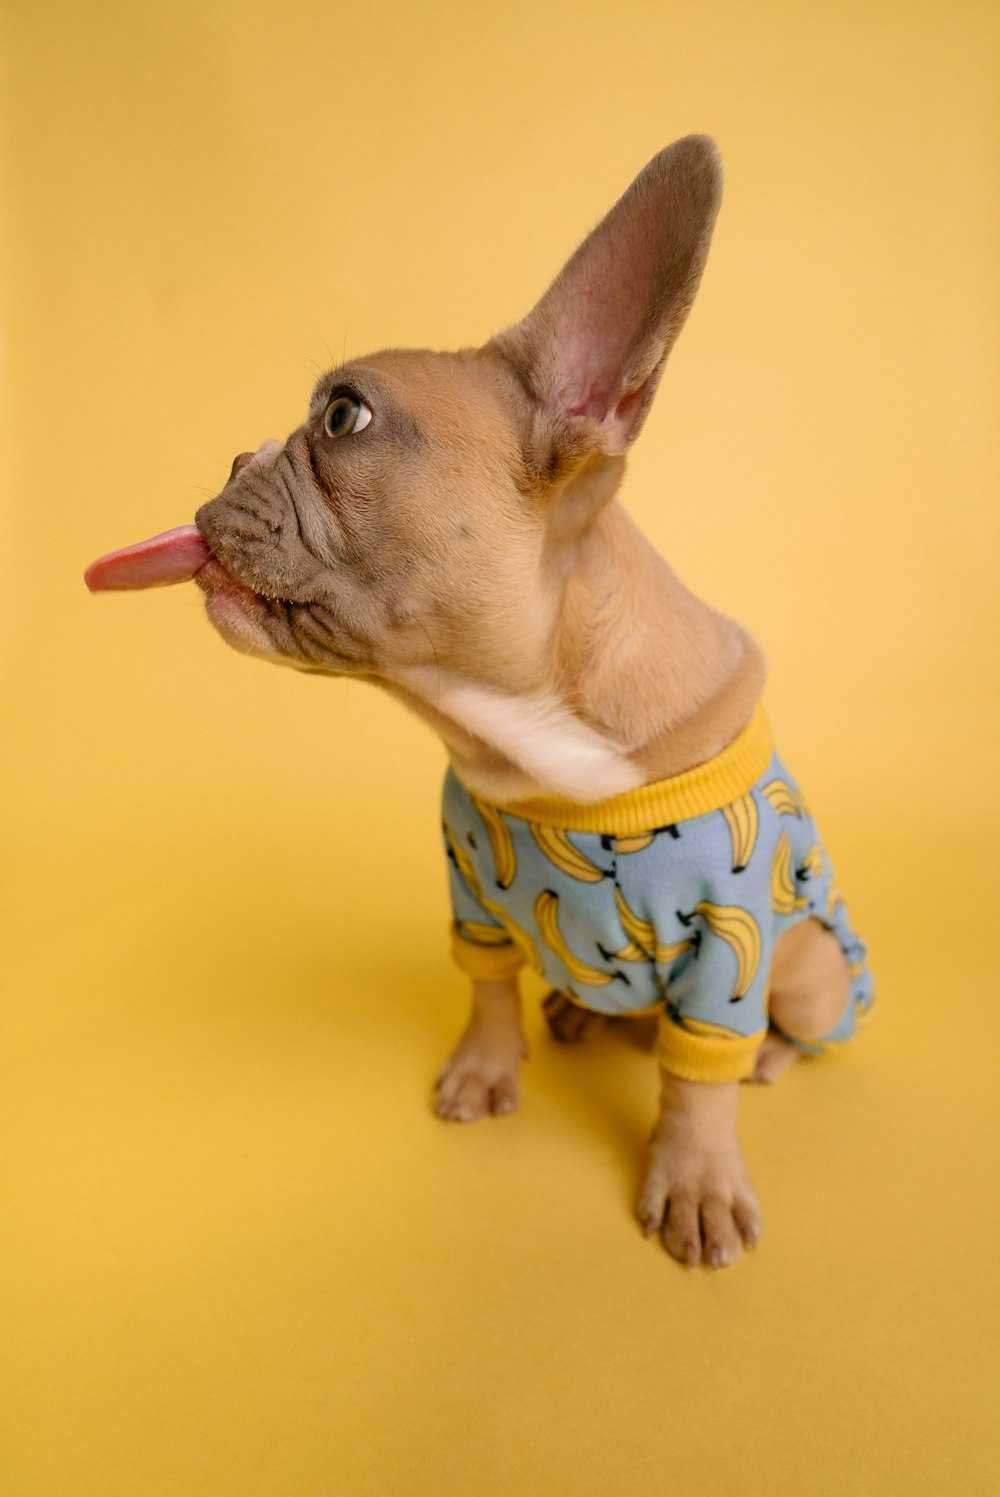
[{"x1": 443, "y1": 706, "x2": 874, "y2": 1084}]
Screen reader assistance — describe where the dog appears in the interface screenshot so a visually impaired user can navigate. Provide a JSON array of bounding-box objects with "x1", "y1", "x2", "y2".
[{"x1": 86, "y1": 135, "x2": 873, "y2": 1269}]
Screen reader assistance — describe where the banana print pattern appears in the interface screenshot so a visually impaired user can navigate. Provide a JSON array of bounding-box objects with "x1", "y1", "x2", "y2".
[
  {"x1": 614, "y1": 884, "x2": 656, "y2": 953},
  {"x1": 530, "y1": 823, "x2": 610, "y2": 883},
  {"x1": 771, "y1": 830, "x2": 810, "y2": 915},
  {"x1": 456, "y1": 920, "x2": 514, "y2": 946},
  {"x1": 678, "y1": 901, "x2": 762, "y2": 1001},
  {"x1": 721, "y1": 792, "x2": 759, "y2": 873},
  {"x1": 535, "y1": 888, "x2": 626, "y2": 987},
  {"x1": 761, "y1": 779, "x2": 801, "y2": 818},
  {"x1": 603, "y1": 886, "x2": 696, "y2": 968},
  {"x1": 443, "y1": 736, "x2": 873, "y2": 1070},
  {"x1": 613, "y1": 831, "x2": 656, "y2": 855},
  {"x1": 471, "y1": 795, "x2": 517, "y2": 889},
  {"x1": 445, "y1": 822, "x2": 544, "y2": 974},
  {"x1": 826, "y1": 877, "x2": 844, "y2": 919}
]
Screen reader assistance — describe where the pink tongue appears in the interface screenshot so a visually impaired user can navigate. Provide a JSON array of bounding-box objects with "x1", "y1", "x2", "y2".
[{"x1": 84, "y1": 525, "x2": 212, "y2": 592}]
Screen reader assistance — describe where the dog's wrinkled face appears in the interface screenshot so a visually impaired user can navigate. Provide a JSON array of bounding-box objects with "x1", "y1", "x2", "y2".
[
  {"x1": 194, "y1": 347, "x2": 570, "y2": 691},
  {"x1": 194, "y1": 134, "x2": 723, "y2": 713},
  {"x1": 188, "y1": 136, "x2": 724, "y2": 799}
]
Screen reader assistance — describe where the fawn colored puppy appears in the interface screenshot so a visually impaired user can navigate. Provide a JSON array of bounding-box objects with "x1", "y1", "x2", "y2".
[{"x1": 86, "y1": 136, "x2": 873, "y2": 1269}]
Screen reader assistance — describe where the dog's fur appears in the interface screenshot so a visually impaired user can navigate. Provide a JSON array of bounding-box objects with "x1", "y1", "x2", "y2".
[{"x1": 194, "y1": 136, "x2": 851, "y2": 1269}]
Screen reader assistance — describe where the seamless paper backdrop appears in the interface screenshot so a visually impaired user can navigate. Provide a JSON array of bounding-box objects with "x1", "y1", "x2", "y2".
[{"x1": 2, "y1": 2, "x2": 998, "y2": 1494}]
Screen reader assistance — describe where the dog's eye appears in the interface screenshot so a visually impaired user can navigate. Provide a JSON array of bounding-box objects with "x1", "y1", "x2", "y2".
[{"x1": 324, "y1": 392, "x2": 372, "y2": 439}]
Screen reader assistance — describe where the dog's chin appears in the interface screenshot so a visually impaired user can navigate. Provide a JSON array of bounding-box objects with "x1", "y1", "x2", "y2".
[
  {"x1": 196, "y1": 569, "x2": 335, "y2": 674},
  {"x1": 203, "y1": 594, "x2": 276, "y2": 658},
  {"x1": 196, "y1": 561, "x2": 285, "y2": 662}
]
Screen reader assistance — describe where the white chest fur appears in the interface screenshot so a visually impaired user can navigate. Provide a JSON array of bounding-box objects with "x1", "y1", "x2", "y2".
[{"x1": 390, "y1": 667, "x2": 642, "y2": 803}]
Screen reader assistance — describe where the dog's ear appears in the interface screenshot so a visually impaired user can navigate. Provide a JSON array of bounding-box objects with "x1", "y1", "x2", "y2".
[{"x1": 491, "y1": 135, "x2": 722, "y2": 465}]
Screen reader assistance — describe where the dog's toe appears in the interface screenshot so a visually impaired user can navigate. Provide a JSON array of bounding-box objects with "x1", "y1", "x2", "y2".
[
  {"x1": 661, "y1": 1193, "x2": 702, "y2": 1268},
  {"x1": 436, "y1": 1071, "x2": 490, "y2": 1122},
  {"x1": 700, "y1": 1196, "x2": 743, "y2": 1269},
  {"x1": 434, "y1": 1055, "x2": 521, "y2": 1123},
  {"x1": 732, "y1": 1195, "x2": 763, "y2": 1251},
  {"x1": 489, "y1": 1074, "x2": 519, "y2": 1116}
]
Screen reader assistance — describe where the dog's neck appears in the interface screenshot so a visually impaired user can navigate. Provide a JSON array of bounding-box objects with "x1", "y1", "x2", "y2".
[{"x1": 385, "y1": 500, "x2": 765, "y2": 806}]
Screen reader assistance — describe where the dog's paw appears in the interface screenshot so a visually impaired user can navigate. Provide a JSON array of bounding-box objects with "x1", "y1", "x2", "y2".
[
  {"x1": 434, "y1": 1056, "x2": 520, "y2": 1122},
  {"x1": 637, "y1": 1127, "x2": 763, "y2": 1270},
  {"x1": 542, "y1": 989, "x2": 606, "y2": 1044},
  {"x1": 434, "y1": 1034, "x2": 526, "y2": 1123}
]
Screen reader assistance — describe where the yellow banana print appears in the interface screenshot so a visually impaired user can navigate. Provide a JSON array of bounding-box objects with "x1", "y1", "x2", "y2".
[
  {"x1": 614, "y1": 831, "x2": 655, "y2": 855},
  {"x1": 471, "y1": 796, "x2": 517, "y2": 889},
  {"x1": 679, "y1": 901, "x2": 762, "y2": 1001},
  {"x1": 531, "y1": 823, "x2": 608, "y2": 884},
  {"x1": 797, "y1": 843, "x2": 824, "y2": 880},
  {"x1": 535, "y1": 889, "x2": 617, "y2": 987},
  {"x1": 826, "y1": 878, "x2": 844, "y2": 919},
  {"x1": 456, "y1": 920, "x2": 513, "y2": 946},
  {"x1": 615, "y1": 885, "x2": 657, "y2": 952},
  {"x1": 598, "y1": 888, "x2": 655, "y2": 963},
  {"x1": 761, "y1": 779, "x2": 801, "y2": 818},
  {"x1": 444, "y1": 823, "x2": 543, "y2": 973},
  {"x1": 721, "y1": 793, "x2": 759, "y2": 873},
  {"x1": 771, "y1": 831, "x2": 810, "y2": 915},
  {"x1": 607, "y1": 886, "x2": 694, "y2": 967},
  {"x1": 655, "y1": 936, "x2": 696, "y2": 967},
  {"x1": 600, "y1": 935, "x2": 649, "y2": 963}
]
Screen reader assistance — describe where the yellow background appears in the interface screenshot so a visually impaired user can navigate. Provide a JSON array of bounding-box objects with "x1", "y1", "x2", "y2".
[{"x1": 3, "y1": 1, "x2": 998, "y2": 1492}]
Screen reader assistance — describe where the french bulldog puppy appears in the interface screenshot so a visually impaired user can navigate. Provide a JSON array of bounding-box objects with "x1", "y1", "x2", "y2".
[{"x1": 86, "y1": 136, "x2": 873, "y2": 1269}]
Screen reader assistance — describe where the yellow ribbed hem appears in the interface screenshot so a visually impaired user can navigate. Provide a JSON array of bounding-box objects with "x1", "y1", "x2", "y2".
[
  {"x1": 656, "y1": 1014, "x2": 767, "y2": 1083},
  {"x1": 450, "y1": 925, "x2": 526, "y2": 981},
  {"x1": 499, "y1": 705, "x2": 772, "y2": 834}
]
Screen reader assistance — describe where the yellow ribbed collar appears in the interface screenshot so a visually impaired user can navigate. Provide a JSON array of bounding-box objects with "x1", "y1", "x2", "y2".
[{"x1": 497, "y1": 705, "x2": 773, "y2": 835}]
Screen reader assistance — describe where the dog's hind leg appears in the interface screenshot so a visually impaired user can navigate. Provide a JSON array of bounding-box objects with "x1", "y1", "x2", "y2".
[
  {"x1": 542, "y1": 989, "x2": 607, "y2": 1044},
  {"x1": 749, "y1": 917, "x2": 851, "y2": 1084}
]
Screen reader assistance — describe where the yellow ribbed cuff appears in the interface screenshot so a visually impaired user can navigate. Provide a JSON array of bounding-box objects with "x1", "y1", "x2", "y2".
[
  {"x1": 498, "y1": 705, "x2": 772, "y2": 834},
  {"x1": 656, "y1": 1013, "x2": 767, "y2": 1083},
  {"x1": 450, "y1": 925, "x2": 526, "y2": 981}
]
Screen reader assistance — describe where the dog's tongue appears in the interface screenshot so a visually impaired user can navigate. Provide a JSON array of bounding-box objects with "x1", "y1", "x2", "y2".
[{"x1": 84, "y1": 525, "x2": 211, "y2": 592}]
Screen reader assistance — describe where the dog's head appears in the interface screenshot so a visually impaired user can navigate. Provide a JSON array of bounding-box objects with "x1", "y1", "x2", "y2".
[{"x1": 195, "y1": 136, "x2": 722, "y2": 684}]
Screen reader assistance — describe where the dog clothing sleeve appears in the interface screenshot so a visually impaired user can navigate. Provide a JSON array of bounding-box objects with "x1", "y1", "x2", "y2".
[
  {"x1": 445, "y1": 846, "x2": 528, "y2": 982},
  {"x1": 443, "y1": 773, "x2": 531, "y2": 982}
]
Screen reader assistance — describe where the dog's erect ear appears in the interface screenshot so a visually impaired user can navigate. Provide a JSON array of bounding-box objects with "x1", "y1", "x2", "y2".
[{"x1": 492, "y1": 135, "x2": 722, "y2": 462}]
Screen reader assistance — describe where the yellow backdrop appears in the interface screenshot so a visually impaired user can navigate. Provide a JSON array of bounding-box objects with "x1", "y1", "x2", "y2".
[{"x1": 3, "y1": 1, "x2": 998, "y2": 1492}]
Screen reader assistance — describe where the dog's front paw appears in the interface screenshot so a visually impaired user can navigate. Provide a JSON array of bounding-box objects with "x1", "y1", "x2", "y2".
[
  {"x1": 434, "y1": 1031, "x2": 527, "y2": 1123},
  {"x1": 637, "y1": 1122, "x2": 763, "y2": 1270}
]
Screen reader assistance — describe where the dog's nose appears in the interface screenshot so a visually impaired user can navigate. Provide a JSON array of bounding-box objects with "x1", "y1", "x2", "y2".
[
  {"x1": 228, "y1": 451, "x2": 256, "y2": 481},
  {"x1": 227, "y1": 439, "x2": 283, "y2": 484}
]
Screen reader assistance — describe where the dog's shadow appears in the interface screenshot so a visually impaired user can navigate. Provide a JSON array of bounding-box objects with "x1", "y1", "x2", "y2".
[
  {"x1": 319, "y1": 952, "x2": 663, "y2": 1210},
  {"x1": 523, "y1": 997, "x2": 663, "y2": 1207}
]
